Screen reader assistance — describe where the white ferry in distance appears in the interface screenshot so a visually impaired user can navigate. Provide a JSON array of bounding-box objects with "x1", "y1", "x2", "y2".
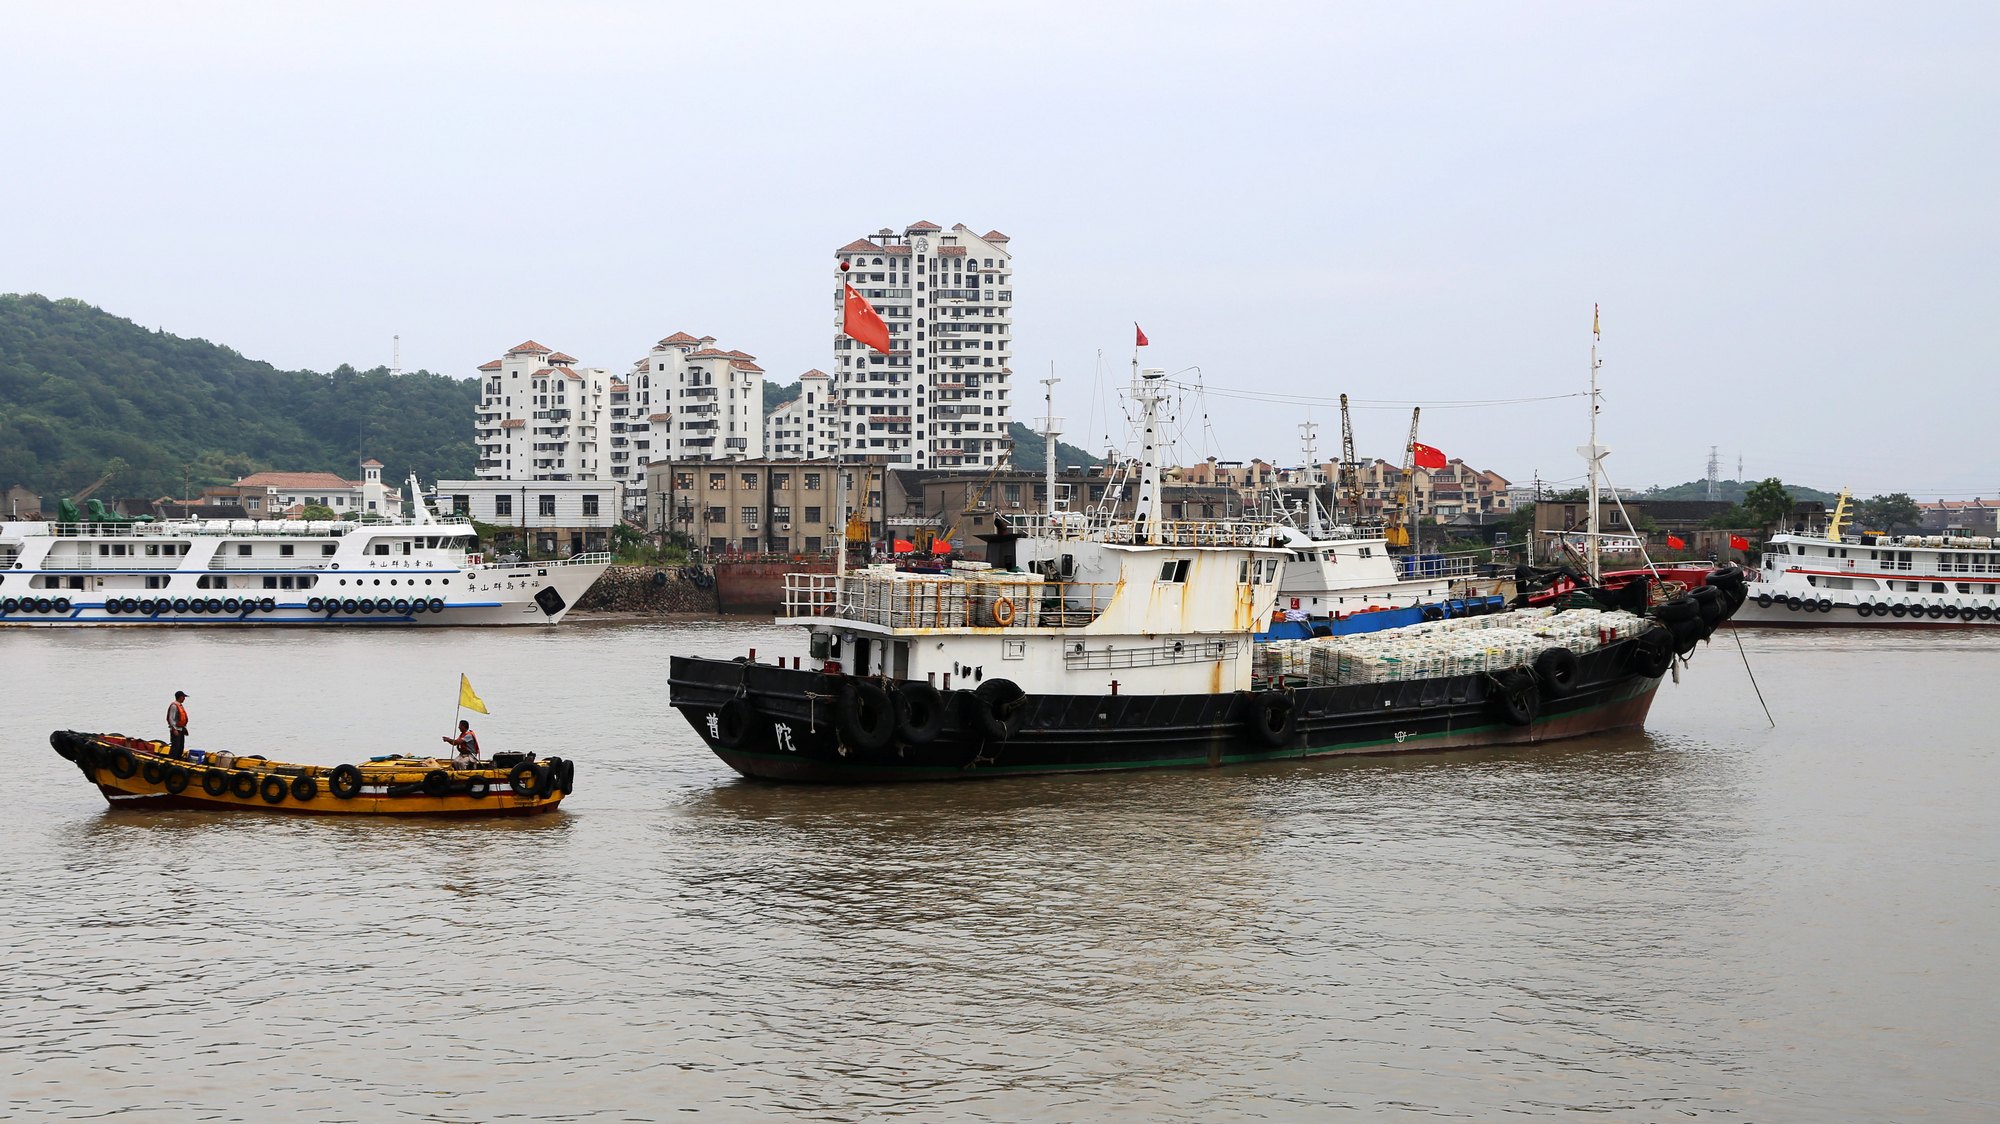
[
  {"x1": 0, "y1": 477, "x2": 610, "y2": 627},
  {"x1": 1734, "y1": 491, "x2": 2000, "y2": 626}
]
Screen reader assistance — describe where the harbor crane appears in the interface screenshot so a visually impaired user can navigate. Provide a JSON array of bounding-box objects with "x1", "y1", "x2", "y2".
[
  {"x1": 1336, "y1": 394, "x2": 1363, "y2": 523},
  {"x1": 1385, "y1": 408, "x2": 1421, "y2": 549}
]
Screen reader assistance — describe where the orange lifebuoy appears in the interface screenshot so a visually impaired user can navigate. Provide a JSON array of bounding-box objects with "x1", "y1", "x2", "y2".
[{"x1": 992, "y1": 597, "x2": 1016, "y2": 626}]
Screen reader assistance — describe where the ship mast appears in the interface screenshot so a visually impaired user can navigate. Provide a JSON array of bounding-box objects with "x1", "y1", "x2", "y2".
[
  {"x1": 1581, "y1": 304, "x2": 1607, "y2": 583},
  {"x1": 1131, "y1": 359, "x2": 1166, "y2": 545},
  {"x1": 1041, "y1": 369, "x2": 1061, "y2": 520}
]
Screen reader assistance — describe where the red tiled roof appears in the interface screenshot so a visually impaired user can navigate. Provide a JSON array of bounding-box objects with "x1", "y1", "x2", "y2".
[
  {"x1": 361, "y1": 459, "x2": 383, "y2": 467},
  {"x1": 658, "y1": 332, "x2": 702, "y2": 345},
  {"x1": 730, "y1": 360, "x2": 764, "y2": 373},
  {"x1": 982, "y1": 230, "x2": 1009, "y2": 242},
  {"x1": 233, "y1": 471, "x2": 358, "y2": 490},
  {"x1": 507, "y1": 340, "x2": 551, "y2": 354},
  {"x1": 533, "y1": 368, "x2": 558, "y2": 377},
  {"x1": 838, "y1": 239, "x2": 881, "y2": 253},
  {"x1": 477, "y1": 359, "x2": 502, "y2": 371},
  {"x1": 547, "y1": 351, "x2": 577, "y2": 363},
  {"x1": 726, "y1": 350, "x2": 755, "y2": 359},
  {"x1": 882, "y1": 245, "x2": 911, "y2": 254},
  {"x1": 800, "y1": 369, "x2": 830, "y2": 379},
  {"x1": 690, "y1": 348, "x2": 729, "y2": 358},
  {"x1": 647, "y1": 412, "x2": 671, "y2": 422},
  {"x1": 610, "y1": 381, "x2": 628, "y2": 391},
  {"x1": 501, "y1": 419, "x2": 526, "y2": 429},
  {"x1": 907, "y1": 220, "x2": 941, "y2": 231},
  {"x1": 938, "y1": 246, "x2": 967, "y2": 256}
]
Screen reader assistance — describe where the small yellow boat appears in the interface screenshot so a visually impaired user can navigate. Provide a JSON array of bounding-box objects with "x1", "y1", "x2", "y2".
[{"x1": 49, "y1": 730, "x2": 570, "y2": 817}]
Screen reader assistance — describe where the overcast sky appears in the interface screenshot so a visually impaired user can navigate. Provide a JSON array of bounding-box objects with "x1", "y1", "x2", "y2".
[{"x1": 5, "y1": 2, "x2": 1994, "y2": 497}]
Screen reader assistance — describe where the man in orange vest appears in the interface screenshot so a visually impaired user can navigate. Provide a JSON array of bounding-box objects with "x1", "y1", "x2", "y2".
[
  {"x1": 442, "y1": 720, "x2": 480, "y2": 768},
  {"x1": 166, "y1": 691, "x2": 190, "y2": 758}
]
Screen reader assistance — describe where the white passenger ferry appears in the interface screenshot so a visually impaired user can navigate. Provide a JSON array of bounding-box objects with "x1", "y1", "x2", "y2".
[
  {"x1": 1735, "y1": 493, "x2": 2000, "y2": 626},
  {"x1": 0, "y1": 480, "x2": 609, "y2": 627}
]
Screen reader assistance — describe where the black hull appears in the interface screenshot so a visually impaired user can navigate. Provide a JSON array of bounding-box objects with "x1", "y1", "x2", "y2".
[{"x1": 668, "y1": 638, "x2": 1667, "y2": 784}]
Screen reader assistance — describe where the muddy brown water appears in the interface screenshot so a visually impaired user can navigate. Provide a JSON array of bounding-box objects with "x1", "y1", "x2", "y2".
[{"x1": 3, "y1": 621, "x2": 1995, "y2": 1120}]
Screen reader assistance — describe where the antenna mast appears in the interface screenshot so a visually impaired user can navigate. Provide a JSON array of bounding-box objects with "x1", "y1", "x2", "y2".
[
  {"x1": 392, "y1": 334, "x2": 401, "y2": 377},
  {"x1": 1041, "y1": 368, "x2": 1062, "y2": 519},
  {"x1": 1581, "y1": 305, "x2": 1607, "y2": 583}
]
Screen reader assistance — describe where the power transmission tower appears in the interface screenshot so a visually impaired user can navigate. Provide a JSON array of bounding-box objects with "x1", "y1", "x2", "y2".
[{"x1": 1706, "y1": 446, "x2": 1720, "y2": 499}]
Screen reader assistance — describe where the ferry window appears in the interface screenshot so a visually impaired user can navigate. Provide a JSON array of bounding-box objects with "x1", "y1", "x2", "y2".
[
  {"x1": 263, "y1": 577, "x2": 277, "y2": 589},
  {"x1": 373, "y1": 544, "x2": 390, "y2": 555},
  {"x1": 1160, "y1": 560, "x2": 1190, "y2": 583},
  {"x1": 322, "y1": 545, "x2": 336, "y2": 556},
  {"x1": 98, "y1": 545, "x2": 109, "y2": 556},
  {"x1": 237, "y1": 544, "x2": 252, "y2": 556},
  {"x1": 1933, "y1": 582, "x2": 1947, "y2": 593},
  {"x1": 1358, "y1": 547, "x2": 1373, "y2": 558},
  {"x1": 281, "y1": 544, "x2": 294, "y2": 556},
  {"x1": 146, "y1": 545, "x2": 160, "y2": 556}
]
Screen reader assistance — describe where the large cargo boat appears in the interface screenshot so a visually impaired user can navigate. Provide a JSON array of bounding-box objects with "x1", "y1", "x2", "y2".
[
  {"x1": 0, "y1": 479, "x2": 609, "y2": 627},
  {"x1": 670, "y1": 363, "x2": 1744, "y2": 783}
]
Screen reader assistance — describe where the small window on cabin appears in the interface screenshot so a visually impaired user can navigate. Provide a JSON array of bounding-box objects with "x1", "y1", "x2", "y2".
[
  {"x1": 1159, "y1": 560, "x2": 1190, "y2": 583},
  {"x1": 238, "y1": 544, "x2": 252, "y2": 556},
  {"x1": 280, "y1": 544, "x2": 294, "y2": 556},
  {"x1": 1239, "y1": 561, "x2": 1250, "y2": 583},
  {"x1": 323, "y1": 545, "x2": 337, "y2": 556}
]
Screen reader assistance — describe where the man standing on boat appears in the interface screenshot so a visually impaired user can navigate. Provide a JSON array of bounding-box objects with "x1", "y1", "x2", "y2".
[
  {"x1": 166, "y1": 691, "x2": 190, "y2": 758},
  {"x1": 443, "y1": 720, "x2": 480, "y2": 768}
]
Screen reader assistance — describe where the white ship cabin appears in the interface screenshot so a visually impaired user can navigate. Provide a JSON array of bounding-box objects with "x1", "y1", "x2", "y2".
[
  {"x1": 0, "y1": 514, "x2": 481, "y2": 602},
  {"x1": 782, "y1": 513, "x2": 1290, "y2": 697}
]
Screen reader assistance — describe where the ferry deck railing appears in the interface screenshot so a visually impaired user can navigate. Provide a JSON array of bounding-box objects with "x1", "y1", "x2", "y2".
[{"x1": 784, "y1": 572, "x2": 1116, "y2": 629}]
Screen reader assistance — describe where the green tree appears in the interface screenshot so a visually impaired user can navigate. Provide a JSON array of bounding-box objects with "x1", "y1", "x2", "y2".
[
  {"x1": 300, "y1": 503, "x2": 336, "y2": 520},
  {"x1": 1742, "y1": 478, "x2": 1793, "y2": 529},
  {"x1": 1858, "y1": 492, "x2": 1922, "y2": 532}
]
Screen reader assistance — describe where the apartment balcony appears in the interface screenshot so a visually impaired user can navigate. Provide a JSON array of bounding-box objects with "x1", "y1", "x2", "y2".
[
  {"x1": 725, "y1": 438, "x2": 749, "y2": 450},
  {"x1": 683, "y1": 436, "x2": 717, "y2": 448},
  {"x1": 682, "y1": 418, "x2": 719, "y2": 431},
  {"x1": 682, "y1": 386, "x2": 719, "y2": 398}
]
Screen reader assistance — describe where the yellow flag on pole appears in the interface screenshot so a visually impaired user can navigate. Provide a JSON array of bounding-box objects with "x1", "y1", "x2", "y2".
[{"x1": 458, "y1": 674, "x2": 489, "y2": 715}]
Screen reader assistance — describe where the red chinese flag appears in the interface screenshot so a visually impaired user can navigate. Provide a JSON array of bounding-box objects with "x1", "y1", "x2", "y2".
[
  {"x1": 1411, "y1": 442, "x2": 1447, "y2": 470},
  {"x1": 1667, "y1": 534, "x2": 1687, "y2": 549},
  {"x1": 843, "y1": 284, "x2": 892, "y2": 355},
  {"x1": 893, "y1": 539, "x2": 915, "y2": 553},
  {"x1": 1135, "y1": 323, "x2": 1149, "y2": 347},
  {"x1": 1729, "y1": 534, "x2": 1750, "y2": 550}
]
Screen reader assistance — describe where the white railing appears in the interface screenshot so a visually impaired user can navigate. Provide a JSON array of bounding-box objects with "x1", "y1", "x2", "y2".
[{"x1": 783, "y1": 572, "x2": 1115, "y2": 629}]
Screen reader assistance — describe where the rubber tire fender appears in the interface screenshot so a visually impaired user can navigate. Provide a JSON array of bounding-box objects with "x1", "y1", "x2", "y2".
[
  {"x1": 1490, "y1": 670, "x2": 1540, "y2": 727},
  {"x1": 229, "y1": 771, "x2": 258, "y2": 799},
  {"x1": 328, "y1": 764, "x2": 364, "y2": 799},
  {"x1": 201, "y1": 769, "x2": 232, "y2": 797},
  {"x1": 556, "y1": 758, "x2": 575, "y2": 794},
  {"x1": 464, "y1": 775, "x2": 490, "y2": 799},
  {"x1": 48, "y1": 730, "x2": 82, "y2": 762},
  {"x1": 713, "y1": 698, "x2": 769, "y2": 750},
  {"x1": 1245, "y1": 691, "x2": 1297, "y2": 747},
  {"x1": 509, "y1": 760, "x2": 550, "y2": 798},
  {"x1": 1534, "y1": 647, "x2": 1581, "y2": 698},
  {"x1": 259, "y1": 775, "x2": 289, "y2": 804},
  {"x1": 836, "y1": 680, "x2": 898, "y2": 752},
  {"x1": 53, "y1": 597, "x2": 71, "y2": 613},
  {"x1": 1690, "y1": 586, "x2": 1726, "y2": 626},
  {"x1": 1670, "y1": 616, "x2": 1707, "y2": 656},
  {"x1": 421, "y1": 769, "x2": 452, "y2": 797},
  {"x1": 1655, "y1": 597, "x2": 1699, "y2": 623},
  {"x1": 1979, "y1": 606, "x2": 1995, "y2": 621},
  {"x1": 222, "y1": 598, "x2": 241, "y2": 614},
  {"x1": 1856, "y1": 603, "x2": 1874, "y2": 617},
  {"x1": 142, "y1": 760, "x2": 166, "y2": 785},
  {"x1": 289, "y1": 774, "x2": 317, "y2": 802},
  {"x1": 652, "y1": 570, "x2": 669, "y2": 587},
  {"x1": 163, "y1": 765, "x2": 191, "y2": 795},
  {"x1": 542, "y1": 757, "x2": 567, "y2": 795},
  {"x1": 1890, "y1": 604, "x2": 1908, "y2": 618},
  {"x1": 308, "y1": 598, "x2": 326, "y2": 613},
  {"x1": 1927, "y1": 605, "x2": 1946, "y2": 619},
  {"x1": 105, "y1": 746, "x2": 140, "y2": 779},
  {"x1": 894, "y1": 681, "x2": 949, "y2": 744},
  {"x1": 973, "y1": 678, "x2": 1029, "y2": 739}
]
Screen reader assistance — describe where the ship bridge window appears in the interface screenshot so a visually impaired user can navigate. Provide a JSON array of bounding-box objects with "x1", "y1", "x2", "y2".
[
  {"x1": 280, "y1": 544, "x2": 294, "y2": 557},
  {"x1": 322, "y1": 545, "x2": 337, "y2": 556},
  {"x1": 373, "y1": 544, "x2": 390, "y2": 555},
  {"x1": 1160, "y1": 559, "x2": 1190, "y2": 583},
  {"x1": 237, "y1": 544, "x2": 252, "y2": 556}
]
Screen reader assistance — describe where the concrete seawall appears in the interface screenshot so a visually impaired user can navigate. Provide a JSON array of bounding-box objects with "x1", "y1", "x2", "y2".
[{"x1": 574, "y1": 565, "x2": 720, "y2": 614}]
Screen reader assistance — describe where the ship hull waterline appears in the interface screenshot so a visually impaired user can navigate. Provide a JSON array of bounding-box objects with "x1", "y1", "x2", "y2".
[{"x1": 669, "y1": 640, "x2": 1667, "y2": 784}]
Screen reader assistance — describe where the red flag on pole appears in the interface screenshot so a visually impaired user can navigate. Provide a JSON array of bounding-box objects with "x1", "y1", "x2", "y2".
[
  {"x1": 1411, "y1": 442, "x2": 1447, "y2": 470},
  {"x1": 1135, "y1": 323, "x2": 1149, "y2": 347},
  {"x1": 1667, "y1": 534, "x2": 1687, "y2": 550},
  {"x1": 843, "y1": 284, "x2": 892, "y2": 355},
  {"x1": 1729, "y1": 534, "x2": 1750, "y2": 550}
]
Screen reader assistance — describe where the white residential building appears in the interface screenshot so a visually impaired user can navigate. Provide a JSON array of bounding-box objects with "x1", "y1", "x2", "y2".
[
  {"x1": 766, "y1": 369, "x2": 839, "y2": 460},
  {"x1": 473, "y1": 340, "x2": 611, "y2": 482},
  {"x1": 226, "y1": 459, "x2": 402, "y2": 517},
  {"x1": 435, "y1": 479, "x2": 624, "y2": 556},
  {"x1": 834, "y1": 221, "x2": 1013, "y2": 470},
  {"x1": 608, "y1": 333, "x2": 767, "y2": 510}
]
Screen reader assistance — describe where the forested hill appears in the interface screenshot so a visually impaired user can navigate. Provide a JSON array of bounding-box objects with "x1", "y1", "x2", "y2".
[{"x1": 0, "y1": 293, "x2": 478, "y2": 501}]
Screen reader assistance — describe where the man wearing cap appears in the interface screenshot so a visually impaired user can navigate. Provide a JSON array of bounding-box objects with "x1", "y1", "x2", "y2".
[{"x1": 166, "y1": 691, "x2": 190, "y2": 758}]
